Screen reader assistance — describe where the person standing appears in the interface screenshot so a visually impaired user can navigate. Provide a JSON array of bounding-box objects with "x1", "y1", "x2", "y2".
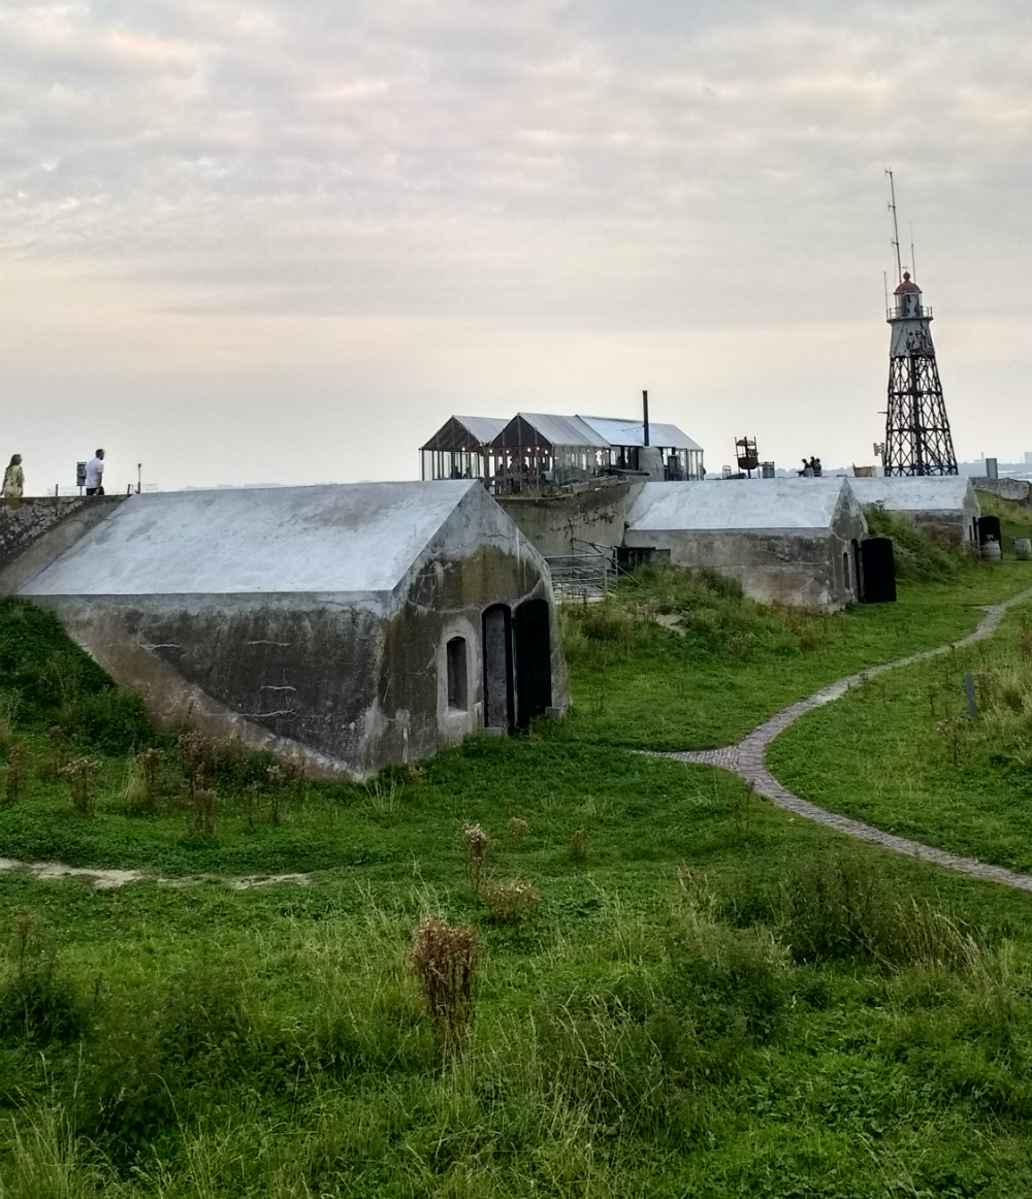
[
  {"x1": 85, "y1": 448, "x2": 105, "y2": 496},
  {"x1": 1, "y1": 454, "x2": 23, "y2": 498}
]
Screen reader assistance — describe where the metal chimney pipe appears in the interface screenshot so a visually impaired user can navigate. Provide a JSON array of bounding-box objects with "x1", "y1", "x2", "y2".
[{"x1": 642, "y1": 389, "x2": 650, "y2": 446}]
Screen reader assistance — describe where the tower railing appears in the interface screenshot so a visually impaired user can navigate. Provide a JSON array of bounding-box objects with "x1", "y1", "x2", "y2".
[{"x1": 887, "y1": 305, "x2": 933, "y2": 321}]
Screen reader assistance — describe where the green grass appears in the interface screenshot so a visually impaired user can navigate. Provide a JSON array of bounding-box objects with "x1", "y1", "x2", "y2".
[
  {"x1": 2, "y1": 498, "x2": 1032, "y2": 1194},
  {"x1": 769, "y1": 603, "x2": 1032, "y2": 873}
]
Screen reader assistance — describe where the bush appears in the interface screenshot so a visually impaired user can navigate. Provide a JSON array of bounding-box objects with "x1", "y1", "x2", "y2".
[
  {"x1": 59, "y1": 689, "x2": 152, "y2": 754},
  {"x1": 0, "y1": 600, "x2": 112, "y2": 723}
]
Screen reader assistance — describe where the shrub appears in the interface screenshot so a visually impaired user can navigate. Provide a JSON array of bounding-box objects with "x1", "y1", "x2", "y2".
[
  {"x1": 59, "y1": 688, "x2": 152, "y2": 754},
  {"x1": 0, "y1": 912, "x2": 87, "y2": 1044},
  {"x1": 407, "y1": 917, "x2": 478, "y2": 1055}
]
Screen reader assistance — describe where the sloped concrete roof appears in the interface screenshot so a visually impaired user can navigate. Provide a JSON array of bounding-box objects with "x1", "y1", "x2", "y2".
[
  {"x1": 849, "y1": 475, "x2": 976, "y2": 512},
  {"x1": 19, "y1": 481, "x2": 478, "y2": 597},
  {"x1": 626, "y1": 478, "x2": 853, "y2": 532}
]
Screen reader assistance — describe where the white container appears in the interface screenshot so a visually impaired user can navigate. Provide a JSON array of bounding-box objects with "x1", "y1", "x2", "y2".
[
  {"x1": 1014, "y1": 538, "x2": 1032, "y2": 561},
  {"x1": 982, "y1": 539, "x2": 1002, "y2": 562}
]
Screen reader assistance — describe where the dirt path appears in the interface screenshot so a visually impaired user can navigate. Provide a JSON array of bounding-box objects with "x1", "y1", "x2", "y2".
[
  {"x1": 0, "y1": 856, "x2": 314, "y2": 891},
  {"x1": 655, "y1": 584, "x2": 1032, "y2": 893}
]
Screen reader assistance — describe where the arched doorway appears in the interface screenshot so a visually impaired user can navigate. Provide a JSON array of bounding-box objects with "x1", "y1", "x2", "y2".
[
  {"x1": 482, "y1": 604, "x2": 514, "y2": 731},
  {"x1": 514, "y1": 598, "x2": 553, "y2": 729}
]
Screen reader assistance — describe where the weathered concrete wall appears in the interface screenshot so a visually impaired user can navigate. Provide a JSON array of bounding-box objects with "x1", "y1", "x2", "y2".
[
  {"x1": 0, "y1": 498, "x2": 124, "y2": 592},
  {"x1": 974, "y1": 478, "x2": 1032, "y2": 505},
  {"x1": 498, "y1": 480, "x2": 632, "y2": 555},
  {"x1": 24, "y1": 484, "x2": 567, "y2": 779},
  {"x1": 622, "y1": 529, "x2": 854, "y2": 609},
  {"x1": 623, "y1": 484, "x2": 868, "y2": 611}
]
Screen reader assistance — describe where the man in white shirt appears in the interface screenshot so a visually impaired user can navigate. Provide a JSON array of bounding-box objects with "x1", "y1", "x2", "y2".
[{"x1": 85, "y1": 448, "x2": 106, "y2": 495}]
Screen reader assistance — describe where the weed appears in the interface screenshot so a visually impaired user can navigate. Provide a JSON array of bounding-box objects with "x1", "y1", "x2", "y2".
[
  {"x1": 407, "y1": 916, "x2": 478, "y2": 1054},
  {"x1": 41, "y1": 723, "x2": 70, "y2": 780},
  {"x1": 0, "y1": 912, "x2": 87, "y2": 1044},
  {"x1": 570, "y1": 827, "x2": 589, "y2": 863},
  {"x1": 729, "y1": 779, "x2": 755, "y2": 839},
  {"x1": 0, "y1": 690, "x2": 19, "y2": 747},
  {"x1": 936, "y1": 715, "x2": 968, "y2": 767},
  {"x1": 479, "y1": 876, "x2": 542, "y2": 923},
  {"x1": 123, "y1": 747, "x2": 162, "y2": 814},
  {"x1": 178, "y1": 730, "x2": 212, "y2": 802},
  {"x1": 3, "y1": 739, "x2": 27, "y2": 805},
  {"x1": 365, "y1": 775, "x2": 399, "y2": 818},
  {"x1": 462, "y1": 822, "x2": 490, "y2": 892},
  {"x1": 60, "y1": 756, "x2": 99, "y2": 817},
  {"x1": 190, "y1": 787, "x2": 218, "y2": 837},
  {"x1": 508, "y1": 816, "x2": 529, "y2": 845}
]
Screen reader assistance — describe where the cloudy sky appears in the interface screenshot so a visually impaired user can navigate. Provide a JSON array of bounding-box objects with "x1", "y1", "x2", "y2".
[{"x1": 3, "y1": 0, "x2": 1031, "y2": 492}]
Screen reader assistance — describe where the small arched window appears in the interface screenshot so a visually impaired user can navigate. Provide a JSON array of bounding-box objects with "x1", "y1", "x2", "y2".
[{"x1": 446, "y1": 637, "x2": 468, "y2": 711}]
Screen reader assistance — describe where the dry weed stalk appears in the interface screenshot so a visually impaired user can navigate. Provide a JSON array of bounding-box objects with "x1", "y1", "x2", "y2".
[
  {"x1": 178, "y1": 731, "x2": 212, "y2": 807},
  {"x1": 60, "y1": 756, "x2": 99, "y2": 817},
  {"x1": 124, "y1": 748, "x2": 162, "y2": 813},
  {"x1": 478, "y1": 877, "x2": 541, "y2": 923},
  {"x1": 43, "y1": 725, "x2": 70, "y2": 780},
  {"x1": 190, "y1": 787, "x2": 217, "y2": 836},
  {"x1": 407, "y1": 916, "x2": 478, "y2": 1054},
  {"x1": 0, "y1": 693, "x2": 18, "y2": 749},
  {"x1": 569, "y1": 827, "x2": 589, "y2": 863},
  {"x1": 3, "y1": 741, "x2": 27, "y2": 805},
  {"x1": 462, "y1": 822, "x2": 490, "y2": 892}
]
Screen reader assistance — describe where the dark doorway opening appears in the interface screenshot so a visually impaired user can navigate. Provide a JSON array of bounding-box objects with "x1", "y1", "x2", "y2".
[
  {"x1": 977, "y1": 515, "x2": 1002, "y2": 552},
  {"x1": 482, "y1": 605, "x2": 514, "y2": 731},
  {"x1": 860, "y1": 536, "x2": 897, "y2": 604},
  {"x1": 514, "y1": 597, "x2": 553, "y2": 729}
]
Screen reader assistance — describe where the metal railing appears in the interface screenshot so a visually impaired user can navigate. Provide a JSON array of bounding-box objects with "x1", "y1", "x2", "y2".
[
  {"x1": 545, "y1": 550, "x2": 614, "y2": 600},
  {"x1": 887, "y1": 305, "x2": 933, "y2": 321}
]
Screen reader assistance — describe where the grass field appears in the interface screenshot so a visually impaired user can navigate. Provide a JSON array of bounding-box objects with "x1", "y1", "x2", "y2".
[
  {"x1": 556, "y1": 492, "x2": 1032, "y2": 751},
  {"x1": 2, "y1": 495, "x2": 1032, "y2": 1195},
  {"x1": 768, "y1": 603, "x2": 1032, "y2": 872}
]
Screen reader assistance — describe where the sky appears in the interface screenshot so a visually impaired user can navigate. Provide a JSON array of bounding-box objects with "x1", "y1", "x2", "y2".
[{"x1": 3, "y1": 0, "x2": 1031, "y2": 494}]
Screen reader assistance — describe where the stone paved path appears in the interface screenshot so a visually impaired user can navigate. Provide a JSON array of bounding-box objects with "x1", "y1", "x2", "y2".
[{"x1": 652, "y1": 585, "x2": 1032, "y2": 893}]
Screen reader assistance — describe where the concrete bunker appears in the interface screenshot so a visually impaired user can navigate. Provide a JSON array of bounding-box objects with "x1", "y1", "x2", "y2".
[
  {"x1": 623, "y1": 478, "x2": 869, "y2": 612},
  {"x1": 16, "y1": 481, "x2": 567, "y2": 778},
  {"x1": 849, "y1": 476, "x2": 980, "y2": 548}
]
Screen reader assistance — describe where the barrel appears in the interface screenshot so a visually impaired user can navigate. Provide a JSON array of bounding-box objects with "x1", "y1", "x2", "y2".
[
  {"x1": 982, "y1": 540, "x2": 1002, "y2": 562},
  {"x1": 1015, "y1": 538, "x2": 1032, "y2": 561}
]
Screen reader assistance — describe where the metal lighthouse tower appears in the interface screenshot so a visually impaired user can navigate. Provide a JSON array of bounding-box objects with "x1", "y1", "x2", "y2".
[{"x1": 882, "y1": 173, "x2": 958, "y2": 476}]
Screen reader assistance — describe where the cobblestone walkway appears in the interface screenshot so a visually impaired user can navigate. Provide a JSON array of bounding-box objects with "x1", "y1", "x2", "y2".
[{"x1": 653, "y1": 585, "x2": 1032, "y2": 893}]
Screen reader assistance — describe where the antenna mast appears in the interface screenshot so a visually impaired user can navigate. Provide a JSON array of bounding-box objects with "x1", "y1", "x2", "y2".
[
  {"x1": 885, "y1": 168, "x2": 903, "y2": 284},
  {"x1": 910, "y1": 224, "x2": 917, "y2": 283}
]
